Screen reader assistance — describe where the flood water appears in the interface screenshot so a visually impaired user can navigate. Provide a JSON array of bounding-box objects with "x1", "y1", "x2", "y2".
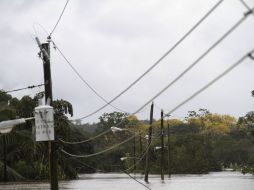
[{"x1": 0, "y1": 171, "x2": 253, "y2": 190}]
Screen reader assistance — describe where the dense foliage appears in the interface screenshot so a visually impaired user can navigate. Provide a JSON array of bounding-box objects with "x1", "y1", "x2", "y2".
[
  {"x1": 0, "y1": 91, "x2": 94, "y2": 181},
  {"x1": 1, "y1": 90, "x2": 254, "y2": 182}
]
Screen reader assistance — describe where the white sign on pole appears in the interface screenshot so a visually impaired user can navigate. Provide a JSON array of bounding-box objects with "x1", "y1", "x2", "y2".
[{"x1": 34, "y1": 105, "x2": 55, "y2": 141}]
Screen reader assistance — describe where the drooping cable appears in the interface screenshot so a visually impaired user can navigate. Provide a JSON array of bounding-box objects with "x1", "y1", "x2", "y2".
[
  {"x1": 124, "y1": 141, "x2": 152, "y2": 173},
  {"x1": 122, "y1": 170, "x2": 151, "y2": 190},
  {"x1": 62, "y1": 7, "x2": 253, "y2": 145},
  {"x1": 72, "y1": 0, "x2": 224, "y2": 120},
  {"x1": 165, "y1": 49, "x2": 254, "y2": 116},
  {"x1": 33, "y1": 23, "x2": 128, "y2": 113},
  {"x1": 49, "y1": 0, "x2": 69, "y2": 37},
  {"x1": 54, "y1": 44, "x2": 128, "y2": 113},
  {"x1": 133, "y1": 8, "x2": 253, "y2": 114},
  {"x1": 60, "y1": 134, "x2": 137, "y2": 158},
  {"x1": 63, "y1": 157, "x2": 151, "y2": 190},
  {"x1": 58, "y1": 128, "x2": 112, "y2": 144}
]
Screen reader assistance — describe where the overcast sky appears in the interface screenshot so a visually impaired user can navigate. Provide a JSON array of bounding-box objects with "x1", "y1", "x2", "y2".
[{"x1": 0, "y1": 0, "x2": 254, "y2": 123}]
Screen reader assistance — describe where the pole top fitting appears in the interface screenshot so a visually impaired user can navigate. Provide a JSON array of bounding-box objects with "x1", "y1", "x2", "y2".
[
  {"x1": 47, "y1": 35, "x2": 52, "y2": 43},
  {"x1": 244, "y1": 8, "x2": 254, "y2": 17},
  {"x1": 248, "y1": 52, "x2": 254, "y2": 60}
]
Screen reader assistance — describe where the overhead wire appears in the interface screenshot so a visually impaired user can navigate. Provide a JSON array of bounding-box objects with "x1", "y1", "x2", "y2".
[
  {"x1": 239, "y1": 0, "x2": 252, "y2": 10},
  {"x1": 59, "y1": 50, "x2": 254, "y2": 182},
  {"x1": 165, "y1": 49, "x2": 254, "y2": 116},
  {"x1": 63, "y1": 157, "x2": 151, "y2": 190},
  {"x1": 74, "y1": 0, "x2": 224, "y2": 120},
  {"x1": 33, "y1": 23, "x2": 129, "y2": 114},
  {"x1": 34, "y1": 0, "x2": 224, "y2": 120},
  {"x1": 59, "y1": 121, "x2": 150, "y2": 145},
  {"x1": 58, "y1": 128, "x2": 112, "y2": 144},
  {"x1": 49, "y1": 0, "x2": 69, "y2": 38},
  {"x1": 60, "y1": 134, "x2": 138, "y2": 158},
  {"x1": 60, "y1": 136, "x2": 152, "y2": 189},
  {"x1": 53, "y1": 44, "x2": 128, "y2": 113},
  {"x1": 61, "y1": 6, "x2": 254, "y2": 145},
  {"x1": 124, "y1": 141, "x2": 152, "y2": 173},
  {"x1": 133, "y1": 7, "x2": 254, "y2": 114},
  {"x1": 3, "y1": 84, "x2": 45, "y2": 93},
  {"x1": 58, "y1": 5, "x2": 253, "y2": 147}
]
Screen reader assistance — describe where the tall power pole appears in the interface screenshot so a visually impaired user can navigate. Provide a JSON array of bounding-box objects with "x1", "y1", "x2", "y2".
[
  {"x1": 160, "y1": 110, "x2": 165, "y2": 180},
  {"x1": 167, "y1": 123, "x2": 171, "y2": 178},
  {"x1": 133, "y1": 135, "x2": 136, "y2": 175},
  {"x1": 40, "y1": 40, "x2": 59, "y2": 190},
  {"x1": 3, "y1": 135, "x2": 7, "y2": 182},
  {"x1": 139, "y1": 132, "x2": 143, "y2": 154},
  {"x1": 144, "y1": 103, "x2": 153, "y2": 183}
]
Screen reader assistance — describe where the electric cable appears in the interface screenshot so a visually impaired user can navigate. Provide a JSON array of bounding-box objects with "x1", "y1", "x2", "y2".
[
  {"x1": 59, "y1": 122, "x2": 150, "y2": 145},
  {"x1": 58, "y1": 128, "x2": 112, "y2": 144},
  {"x1": 165, "y1": 49, "x2": 254, "y2": 116},
  {"x1": 133, "y1": 8, "x2": 254, "y2": 114},
  {"x1": 61, "y1": 7, "x2": 254, "y2": 145},
  {"x1": 63, "y1": 157, "x2": 151, "y2": 190},
  {"x1": 74, "y1": 0, "x2": 224, "y2": 120},
  {"x1": 239, "y1": 0, "x2": 252, "y2": 10},
  {"x1": 124, "y1": 142, "x2": 152, "y2": 173},
  {"x1": 60, "y1": 134, "x2": 138, "y2": 158},
  {"x1": 49, "y1": 0, "x2": 69, "y2": 37},
  {"x1": 3, "y1": 84, "x2": 45, "y2": 93},
  {"x1": 122, "y1": 170, "x2": 151, "y2": 190},
  {"x1": 54, "y1": 44, "x2": 128, "y2": 113}
]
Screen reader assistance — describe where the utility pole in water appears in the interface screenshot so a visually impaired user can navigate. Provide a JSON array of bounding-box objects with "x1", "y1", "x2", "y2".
[
  {"x1": 36, "y1": 37, "x2": 58, "y2": 190},
  {"x1": 144, "y1": 103, "x2": 153, "y2": 183},
  {"x1": 160, "y1": 110, "x2": 165, "y2": 180},
  {"x1": 167, "y1": 122, "x2": 171, "y2": 178},
  {"x1": 3, "y1": 135, "x2": 7, "y2": 181},
  {"x1": 133, "y1": 135, "x2": 136, "y2": 175}
]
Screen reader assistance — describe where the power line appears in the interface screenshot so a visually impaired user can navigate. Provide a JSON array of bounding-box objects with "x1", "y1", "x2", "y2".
[
  {"x1": 63, "y1": 6, "x2": 253, "y2": 146},
  {"x1": 3, "y1": 84, "x2": 45, "y2": 93},
  {"x1": 153, "y1": 103, "x2": 185, "y2": 120},
  {"x1": 60, "y1": 135, "x2": 151, "y2": 189},
  {"x1": 33, "y1": 23, "x2": 128, "y2": 113},
  {"x1": 58, "y1": 128, "x2": 112, "y2": 145},
  {"x1": 165, "y1": 49, "x2": 254, "y2": 116},
  {"x1": 239, "y1": 0, "x2": 252, "y2": 10},
  {"x1": 63, "y1": 157, "x2": 151, "y2": 190},
  {"x1": 59, "y1": 120, "x2": 150, "y2": 145},
  {"x1": 60, "y1": 51, "x2": 254, "y2": 166},
  {"x1": 122, "y1": 170, "x2": 151, "y2": 190},
  {"x1": 124, "y1": 142, "x2": 151, "y2": 173},
  {"x1": 73, "y1": 0, "x2": 224, "y2": 120},
  {"x1": 49, "y1": 0, "x2": 69, "y2": 37},
  {"x1": 53, "y1": 43, "x2": 128, "y2": 113},
  {"x1": 60, "y1": 134, "x2": 137, "y2": 158},
  {"x1": 133, "y1": 8, "x2": 253, "y2": 114}
]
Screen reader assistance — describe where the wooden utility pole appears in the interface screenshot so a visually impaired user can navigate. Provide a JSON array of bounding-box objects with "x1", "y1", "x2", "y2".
[
  {"x1": 133, "y1": 135, "x2": 136, "y2": 174},
  {"x1": 139, "y1": 132, "x2": 143, "y2": 154},
  {"x1": 160, "y1": 110, "x2": 165, "y2": 180},
  {"x1": 144, "y1": 103, "x2": 153, "y2": 183},
  {"x1": 139, "y1": 132, "x2": 144, "y2": 172},
  {"x1": 41, "y1": 41, "x2": 58, "y2": 190},
  {"x1": 167, "y1": 123, "x2": 171, "y2": 178},
  {"x1": 3, "y1": 135, "x2": 7, "y2": 181}
]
